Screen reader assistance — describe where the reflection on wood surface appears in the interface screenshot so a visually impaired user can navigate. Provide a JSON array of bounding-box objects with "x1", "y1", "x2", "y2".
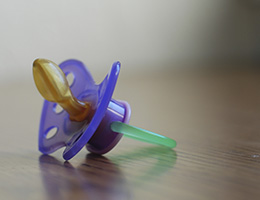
[{"x1": 39, "y1": 147, "x2": 176, "y2": 200}]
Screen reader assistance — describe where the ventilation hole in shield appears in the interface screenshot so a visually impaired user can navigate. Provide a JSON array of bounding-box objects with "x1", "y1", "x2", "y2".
[
  {"x1": 66, "y1": 72, "x2": 75, "y2": 87},
  {"x1": 45, "y1": 127, "x2": 58, "y2": 139},
  {"x1": 53, "y1": 103, "x2": 63, "y2": 114}
]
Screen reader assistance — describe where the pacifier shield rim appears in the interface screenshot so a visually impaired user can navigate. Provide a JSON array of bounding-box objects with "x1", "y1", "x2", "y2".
[{"x1": 62, "y1": 61, "x2": 121, "y2": 160}]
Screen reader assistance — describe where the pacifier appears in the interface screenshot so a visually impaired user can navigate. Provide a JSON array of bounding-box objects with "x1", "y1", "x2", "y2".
[{"x1": 33, "y1": 59, "x2": 176, "y2": 160}]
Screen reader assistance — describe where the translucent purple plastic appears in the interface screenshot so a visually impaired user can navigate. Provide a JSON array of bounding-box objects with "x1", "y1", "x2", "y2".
[{"x1": 38, "y1": 60, "x2": 131, "y2": 160}]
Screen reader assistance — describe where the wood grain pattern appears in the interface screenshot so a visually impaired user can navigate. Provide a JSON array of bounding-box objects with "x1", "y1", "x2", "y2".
[{"x1": 0, "y1": 67, "x2": 260, "y2": 200}]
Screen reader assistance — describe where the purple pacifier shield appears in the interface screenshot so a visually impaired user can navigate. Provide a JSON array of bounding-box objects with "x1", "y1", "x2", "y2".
[{"x1": 38, "y1": 59, "x2": 130, "y2": 160}]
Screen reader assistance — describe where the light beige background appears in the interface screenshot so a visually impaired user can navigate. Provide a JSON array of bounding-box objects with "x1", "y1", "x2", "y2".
[{"x1": 0, "y1": 0, "x2": 259, "y2": 84}]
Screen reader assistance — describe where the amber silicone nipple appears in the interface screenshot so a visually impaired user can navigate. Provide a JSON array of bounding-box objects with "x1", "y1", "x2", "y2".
[{"x1": 33, "y1": 58, "x2": 91, "y2": 122}]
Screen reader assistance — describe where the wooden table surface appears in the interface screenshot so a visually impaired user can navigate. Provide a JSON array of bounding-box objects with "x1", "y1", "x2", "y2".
[{"x1": 1, "y1": 66, "x2": 260, "y2": 200}]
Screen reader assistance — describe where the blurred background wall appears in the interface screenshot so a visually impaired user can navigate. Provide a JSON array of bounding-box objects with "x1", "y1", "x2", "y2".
[{"x1": 0, "y1": 0, "x2": 259, "y2": 83}]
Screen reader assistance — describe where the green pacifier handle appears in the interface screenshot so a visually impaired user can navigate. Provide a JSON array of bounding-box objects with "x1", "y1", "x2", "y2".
[{"x1": 111, "y1": 121, "x2": 176, "y2": 148}]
